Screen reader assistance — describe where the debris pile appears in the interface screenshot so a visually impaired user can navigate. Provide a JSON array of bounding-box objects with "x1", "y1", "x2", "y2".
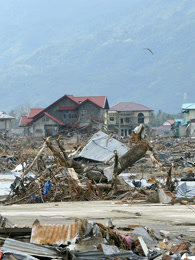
[
  {"x1": 0, "y1": 128, "x2": 194, "y2": 207},
  {"x1": 0, "y1": 217, "x2": 194, "y2": 259},
  {"x1": 0, "y1": 127, "x2": 195, "y2": 259}
]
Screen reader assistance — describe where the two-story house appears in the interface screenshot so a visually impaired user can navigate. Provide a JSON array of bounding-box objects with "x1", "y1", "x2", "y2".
[
  {"x1": 105, "y1": 102, "x2": 153, "y2": 136},
  {"x1": 20, "y1": 95, "x2": 109, "y2": 137}
]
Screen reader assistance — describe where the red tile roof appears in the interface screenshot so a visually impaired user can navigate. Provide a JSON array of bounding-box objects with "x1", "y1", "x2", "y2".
[
  {"x1": 21, "y1": 95, "x2": 108, "y2": 127},
  {"x1": 19, "y1": 116, "x2": 33, "y2": 126},
  {"x1": 44, "y1": 112, "x2": 65, "y2": 125},
  {"x1": 66, "y1": 95, "x2": 107, "y2": 108},
  {"x1": 167, "y1": 120, "x2": 175, "y2": 125},
  {"x1": 110, "y1": 102, "x2": 153, "y2": 112},
  {"x1": 152, "y1": 125, "x2": 171, "y2": 130},
  {"x1": 28, "y1": 109, "x2": 44, "y2": 118}
]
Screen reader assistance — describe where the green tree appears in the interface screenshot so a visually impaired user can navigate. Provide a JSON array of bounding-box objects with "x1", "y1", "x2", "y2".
[{"x1": 152, "y1": 110, "x2": 183, "y2": 127}]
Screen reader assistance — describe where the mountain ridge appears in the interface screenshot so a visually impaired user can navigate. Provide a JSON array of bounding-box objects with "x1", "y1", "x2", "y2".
[{"x1": 0, "y1": 0, "x2": 194, "y2": 113}]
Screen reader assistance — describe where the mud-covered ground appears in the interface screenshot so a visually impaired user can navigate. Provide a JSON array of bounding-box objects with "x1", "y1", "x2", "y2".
[{"x1": 0, "y1": 200, "x2": 194, "y2": 245}]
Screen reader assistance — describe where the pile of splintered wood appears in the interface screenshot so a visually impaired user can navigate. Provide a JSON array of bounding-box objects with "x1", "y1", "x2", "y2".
[{"x1": 5, "y1": 135, "x2": 149, "y2": 205}]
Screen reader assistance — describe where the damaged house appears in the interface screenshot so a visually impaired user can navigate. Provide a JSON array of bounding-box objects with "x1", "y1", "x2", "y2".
[
  {"x1": 174, "y1": 103, "x2": 195, "y2": 137},
  {"x1": 0, "y1": 112, "x2": 15, "y2": 137},
  {"x1": 105, "y1": 102, "x2": 153, "y2": 136},
  {"x1": 19, "y1": 95, "x2": 109, "y2": 137},
  {"x1": 182, "y1": 103, "x2": 195, "y2": 137}
]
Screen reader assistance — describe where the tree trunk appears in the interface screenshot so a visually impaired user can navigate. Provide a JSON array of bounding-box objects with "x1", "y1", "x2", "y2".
[
  {"x1": 118, "y1": 142, "x2": 148, "y2": 174},
  {"x1": 112, "y1": 142, "x2": 148, "y2": 185}
]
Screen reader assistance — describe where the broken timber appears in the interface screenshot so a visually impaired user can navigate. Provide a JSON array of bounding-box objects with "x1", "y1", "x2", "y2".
[{"x1": 112, "y1": 142, "x2": 148, "y2": 185}]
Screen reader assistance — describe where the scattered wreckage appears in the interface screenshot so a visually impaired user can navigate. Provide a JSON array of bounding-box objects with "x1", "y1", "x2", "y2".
[
  {"x1": 0, "y1": 127, "x2": 194, "y2": 206},
  {"x1": 0, "y1": 215, "x2": 194, "y2": 260},
  {"x1": 0, "y1": 126, "x2": 195, "y2": 259}
]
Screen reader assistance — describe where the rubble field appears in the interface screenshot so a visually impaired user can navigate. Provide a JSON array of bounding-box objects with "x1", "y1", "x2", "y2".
[{"x1": 0, "y1": 128, "x2": 195, "y2": 259}]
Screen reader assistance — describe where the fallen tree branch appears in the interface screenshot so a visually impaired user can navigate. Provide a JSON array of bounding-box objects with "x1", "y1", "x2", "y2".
[
  {"x1": 5, "y1": 188, "x2": 40, "y2": 206},
  {"x1": 22, "y1": 142, "x2": 47, "y2": 178}
]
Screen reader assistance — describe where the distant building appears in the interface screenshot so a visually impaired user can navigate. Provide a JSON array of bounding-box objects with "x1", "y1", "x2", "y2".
[
  {"x1": 163, "y1": 120, "x2": 175, "y2": 126},
  {"x1": 152, "y1": 120, "x2": 175, "y2": 135},
  {"x1": 173, "y1": 119, "x2": 188, "y2": 137},
  {"x1": 0, "y1": 112, "x2": 15, "y2": 137},
  {"x1": 105, "y1": 102, "x2": 153, "y2": 136},
  {"x1": 173, "y1": 103, "x2": 195, "y2": 137},
  {"x1": 181, "y1": 103, "x2": 195, "y2": 137},
  {"x1": 20, "y1": 95, "x2": 109, "y2": 138}
]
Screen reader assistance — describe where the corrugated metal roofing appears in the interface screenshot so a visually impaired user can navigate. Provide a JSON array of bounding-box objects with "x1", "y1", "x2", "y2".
[
  {"x1": 30, "y1": 219, "x2": 82, "y2": 246},
  {"x1": 110, "y1": 102, "x2": 153, "y2": 112},
  {"x1": 3, "y1": 251, "x2": 39, "y2": 260},
  {"x1": 176, "y1": 183, "x2": 195, "y2": 198},
  {"x1": 1, "y1": 238, "x2": 60, "y2": 258},
  {"x1": 76, "y1": 131, "x2": 129, "y2": 162},
  {"x1": 73, "y1": 248, "x2": 145, "y2": 259}
]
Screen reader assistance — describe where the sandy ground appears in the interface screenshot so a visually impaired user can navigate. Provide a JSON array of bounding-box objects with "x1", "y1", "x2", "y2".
[{"x1": 0, "y1": 200, "x2": 194, "y2": 243}]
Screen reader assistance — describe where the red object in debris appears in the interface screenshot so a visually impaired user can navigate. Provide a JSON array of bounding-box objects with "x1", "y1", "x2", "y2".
[
  {"x1": 163, "y1": 255, "x2": 172, "y2": 260},
  {"x1": 170, "y1": 241, "x2": 189, "y2": 254},
  {"x1": 0, "y1": 252, "x2": 3, "y2": 259},
  {"x1": 118, "y1": 233, "x2": 132, "y2": 249}
]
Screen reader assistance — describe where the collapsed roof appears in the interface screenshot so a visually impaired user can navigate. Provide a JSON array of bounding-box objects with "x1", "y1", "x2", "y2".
[{"x1": 76, "y1": 131, "x2": 129, "y2": 163}]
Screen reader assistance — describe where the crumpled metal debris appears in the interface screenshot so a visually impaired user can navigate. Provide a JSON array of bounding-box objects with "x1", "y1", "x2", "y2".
[{"x1": 176, "y1": 183, "x2": 195, "y2": 198}]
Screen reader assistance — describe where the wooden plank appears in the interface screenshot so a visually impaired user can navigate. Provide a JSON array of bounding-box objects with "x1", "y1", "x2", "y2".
[{"x1": 68, "y1": 168, "x2": 82, "y2": 186}]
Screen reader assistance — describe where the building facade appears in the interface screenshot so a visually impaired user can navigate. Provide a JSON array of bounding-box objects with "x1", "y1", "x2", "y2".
[
  {"x1": 20, "y1": 95, "x2": 109, "y2": 138},
  {"x1": 0, "y1": 112, "x2": 15, "y2": 137},
  {"x1": 105, "y1": 102, "x2": 153, "y2": 136}
]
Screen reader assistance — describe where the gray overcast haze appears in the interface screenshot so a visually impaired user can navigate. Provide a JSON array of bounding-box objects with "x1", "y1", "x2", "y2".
[{"x1": 0, "y1": 0, "x2": 194, "y2": 113}]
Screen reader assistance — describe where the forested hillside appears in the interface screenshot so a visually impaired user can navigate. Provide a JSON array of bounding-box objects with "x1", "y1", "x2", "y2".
[{"x1": 0, "y1": 0, "x2": 194, "y2": 113}]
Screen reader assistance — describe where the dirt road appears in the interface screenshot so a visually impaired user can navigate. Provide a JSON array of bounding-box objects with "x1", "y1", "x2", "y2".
[{"x1": 0, "y1": 201, "x2": 194, "y2": 242}]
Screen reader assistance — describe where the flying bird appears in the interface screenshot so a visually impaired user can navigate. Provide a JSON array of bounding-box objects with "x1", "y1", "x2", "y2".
[{"x1": 143, "y1": 48, "x2": 154, "y2": 55}]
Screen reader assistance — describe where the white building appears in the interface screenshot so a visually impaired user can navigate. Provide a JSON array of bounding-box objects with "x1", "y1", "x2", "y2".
[{"x1": 0, "y1": 112, "x2": 15, "y2": 137}]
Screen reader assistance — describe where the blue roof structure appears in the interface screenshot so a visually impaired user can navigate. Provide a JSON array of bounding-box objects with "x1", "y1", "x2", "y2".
[
  {"x1": 182, "y1": 103, "x2": 195, "y2": 110},
  {"x1": 174, "y1": 119, "x2": 187, "y2": 126}
]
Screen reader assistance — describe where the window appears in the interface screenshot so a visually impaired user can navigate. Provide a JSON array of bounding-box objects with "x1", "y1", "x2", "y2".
[
  {"x1": 120, "y1": 118, "x2": 124, "y2": 124},
  {"x1": 81, "y1": 110, "x2": 87, "y2": 117},
  {"x1": 125, "y1": 117, "x2": 130, "y2": 123},
  {"x1": 121, "y1": 129, "x2": 124, "y2": 136},
  {"x1": 64, "y1": 112, "x2": 77, "y2": 119},
  {"x1": 36, "y1": 129, "x2": 43, "y2": 133},
  {"x1": 125, "y1": 129, "x2": 127, "y2": 136},
  {"x1": 42, "y1": 117, "x2": 49, "y2": 122},
  {"x1": 128, "y1": 129, "x2": 132, "y2": 135},
  {"x1": 138, "y1": 113, "x2": 144, "y2": 124},
  {"x1": 64, "y1": 113, "x2": 68, "y2": 119},
  {"x1": 110, "y1": 117, "x2": 114, "y2": 121}
]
